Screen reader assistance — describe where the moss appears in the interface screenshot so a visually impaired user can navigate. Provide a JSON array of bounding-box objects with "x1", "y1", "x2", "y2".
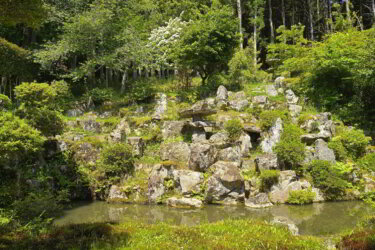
[
  {"x1": 259, "y1": 109, "x2": 289, "y2": 130},
  {"x1": 259, "y1": 170, "x2": 280, "y2": 191},
  {"x1": 160, "y1": 161, "x2": 188, "y2": 170},
  {"x1": 130, "y1": 116, "x2": 152, "y2": 127}
]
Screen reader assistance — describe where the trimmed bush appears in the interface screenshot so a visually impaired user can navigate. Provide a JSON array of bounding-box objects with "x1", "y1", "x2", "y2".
[
  {"x1": 15, "y1": 82, "x2": 56, "y2": 108},
  {"x1": 287, "y1": 188, "x2": 316, "y2": 205},
  {"x1": 307, "y1": 160, "x2": 350, "y2": 200},
  {"x1": 99, "y1": 143, "x2": 134, "y2": 175},
  {"x1": 358, "y1": 153, "x2": 375, "y2": 172},
  {"x1": 224, "y1": 119, "x2": 243, "y2": 141},
  {"x1": 260, "y1": 170, "x2": 280, "y2": 191},
  {"x1": 274, "y1": 124, "x2": 305, "y2": 169}
]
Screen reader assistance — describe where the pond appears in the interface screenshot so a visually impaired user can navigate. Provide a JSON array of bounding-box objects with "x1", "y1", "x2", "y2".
[{"x1": 54, "y1": 201, "x2": 373, "y2": 236}]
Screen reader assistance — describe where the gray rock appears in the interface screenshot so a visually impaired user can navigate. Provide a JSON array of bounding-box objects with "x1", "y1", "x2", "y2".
[
  {"x1": 300, "y1": 113, "x2": 335, "y2": 138},
  {"x1": 266, "y1": 85, "x2": 278, "y2": 97},
  {"x1": 261, "y1": 118, "x2": 283, "y2": 153},
  {"x1": 269, "y1": 170, "x2": 299, "y2": 204},
  {"x1": 82, "y1": 118, "x2": 101, "y2": 133},
  {"x1": 243, "y1": 124, "x2": 262, "y2": 134},
  {"x1": 99, "y1": 111, "x2": 112, "y2": 118},
  {"x1": 188, "y1": 143, "x2": 218, "y2": 172},
  {"x1": 160, "y1": 142, "x2": 191, "y2": 162},
  {"x1": 209, "y1": 132, "x2": 230, "y2": 148},
  {"x1": 255, "y1": 153, "x2": 279, "y2": 171},
  {"x1": 216, "y1": 85, "x2": 228, "y2": 109},
  {"x1": 301, "y1": 132, "x2": 331, "y2": 145},
  {"x1": 364, "y1": 175, "x2": 375, "y2": 193},
  {"x1": 245, "y1": 193, "x2": 273, "y2": 208},
  {"x1": 314, "y1": 139, "x2": 336, "y2": 163},
  {"x1": 272, "y1": 217, "x2": 299, "y2": 235},
  {"x1": 110, "y1": 119, "x2": 131, "y2": 142},
  {"x1": 166, "y1": 197, "x2": 203, "y2": 208},
  {"x1": 127, "y1": 137, "x2": 145, "y2": 157},
  {"x1": 192, "y1": 128, "x2": 207, "y2": 143},
  {"x1": 288, "y1": 104, "x2": 302, "y2": 118},
  {"x1": 238, "y1": 133, "x2": 252, "y2": 157},
  {"x1": 73, "y1": 142, "x2": 100, "y2": 163},
  {"x1": 285, "y1": 89, "x2": 299, "y2": 104},
  {"x1": 217, "y1": 146, "x2": 242, "y2": 165},
  {"x1": 312, "y1": 188, "x2": 325, "y2": 202},
  {"x1": 173, "y1": 170, "x2": 204, "y2": 195},
  {"x1": 274, "y1": 76, "x2": 286, "y2": 89},
  {"x1": 252, "y1": 96, "x2": 268, "y2": 105},
  {"x1": 229, "y1": 99, "x2": 249, "y2": 111},
  {"x1": 161, "y1": 121, "x2": 186, "y2": 139},
  {"x1": 148, "y1": 164, "x2": 174, "y2": 202},
  {"x1": 205, "y1": 161, "x2": 244, "y2": 203},
  {"x1": 179, "y1": 100, "x2": 217, "y2": 120},
  {"x1": 152, "y1": 93, "x2": 168, "y2": 120},
  {"x1": 66, "y1": 109, "x2": 83, "y2": 117},
  {"x1": 108, "y1": 185, "x2": 127, "y2": 202}
]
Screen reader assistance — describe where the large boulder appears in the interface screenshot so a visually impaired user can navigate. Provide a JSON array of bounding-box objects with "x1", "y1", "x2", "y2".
[
  {"x1": 300, "y1": 113, "x2": 335, "y2": 144},
  {"x1": 314, "y1": 139, "x2": 336, "y2": 163},
  {"x1": 152, "y1": 93, "x2": 168, "y2": 120},
  {"x1": 301, "y1": 132, "x2": 331, "y2": 145},
  {"x1": 238, "y1": 133, "x2": 252, "y2": 157},
  {"x1": 73, "y1": 142, "x2": 100, "y2": 164},
  {"x1": 162, "y1": 121, "x2": 186, "y2": 139},
  {"x1": 81, "y1": 118, "x2": 101, "y2": 133},
  {"x1": 110, "y1": 118, "x2": 131, "y2": 142},
  {"x1": 216, "y1": 85, "x2": 228, "y2": 109},
  {"x1": 188, "y1": 143, "x2": 218, "y2": 172},
  {"x1": 266, "y1": 85, "x2": 278, "y2": 97},
  {"x1": 274, "y1": 76, "x2": 286, "y2": 89},
  {"x1": 127, "y1": 137, "x2": 145, "y2": 157},
  {"x1": 229, "y1": 91, "x2": 249, "y2": 111},
  {"x1": 160, "y1": 142, "x2": 191, "y2": 163},
  {"x1": 179, "y1": 100, "x2": 217, "y2": 120},
  {"x1": 107, "y1": 185, "x2": 127, "y2": 202},
  {"x1": 217, "y1": 146, "x2": 242, "y2": 165},
  {"x1": 148, "y1": 164, "x2": 174, "y2": 202},
  {"x1": 173, "y1": 170, "x2": 204, "y2": 195},
  {"x1": 255, "y1": 153, "x2": 279, "y2": 171},
  {"x1": 285, "y1": 89, "x2": 299, "y2": 104},
  {"x1": 261, "y1": 118, "x2": 283, "y2": 153},
  {"x1": 245, "y1": 193, "x2": 273, "y2": 208},
  {"x1": 205, "y1": 161, "x2": 244, "y2": 204},
  {"x1": 252, "y1": 96, "x2": 268, "y2": 106},
  {"x1": 209, "y1": 132, "x2": 231, "y2": 148},
  {"x1": 288, "y1": 104, "x2": 302, "y2": 118},
  {"x1": 166, "y1": 197, "x2": 203, "y2": 208}
]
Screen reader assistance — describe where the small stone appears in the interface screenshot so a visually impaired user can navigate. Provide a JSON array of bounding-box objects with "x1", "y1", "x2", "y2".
[
  {"x1": 167, "y1": 197, "x2": 203, "y2": 208},
  {"x1": 266, "y1": 85, "x2": 278, "y2": 97},
  {"x1": 285, "y1": 89, "x2": 299, "y2": 104}
]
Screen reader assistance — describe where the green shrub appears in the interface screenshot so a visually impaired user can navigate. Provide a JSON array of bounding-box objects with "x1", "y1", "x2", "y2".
[
  {"x1": 358, "y1": 153, "x2": 375, "y2": 172},
  {"x1": 224, "y1": 119, "x2": 243, "y2": 141},
  {"x1": 329, "y1": 128, "x2": 371, "y2": 160},
  {"x1": 99, "y1": 143, "x2": 134, "y2": 176},
  {"x1": 22, "y1": 107, "x2": 65, "y2": 136},
  {"x1": 50, "y1": 80, "x2": 74, "y2": 111},
  {"x1": 260, "y1": 170, "x2": 280, "y2": 191},
  {"x1": 307, "y1": 160, "x2": 350, "y2": 200},
  {"x1": 274, "y1": 124, "x2": 305, "y2": 169},
  {"x1": 287, "y1": 188, "x2": 316, "y2": 205},
  {"x1": 259, "y1": 110, "x2": 288, "y2": 130},
  {"x1": 86, "y1": 88, "x2": 114, "y2": 106},
  {"x1": 0, "y1": 94, "x2": 11, "y2": 110},
  {"x1": 15, "y1": 82, "x2": 56, "y2": 108}
]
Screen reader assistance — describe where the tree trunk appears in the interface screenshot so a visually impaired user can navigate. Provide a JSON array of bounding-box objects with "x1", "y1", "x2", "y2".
[
  {"x1": 253, "y1": 12, "x2": 257, "y2": 68},
  {"x1": 309, "y1": 0, "x2": 315, "y2": 40},
  {"x1": 372, "y1": 0, "x2": 375, "y2": 25},
  {"x1": 346, "y1": 0, "x2": 351, "y2": 23},
  {"x1": 121, "y1": 72, "x2": 127, "y2": 94},
  {"x1": 269, "y1": 0, "x2": 274, "y2": 43},
  {"x1": 133, "y1": 69, "x2": 137, "y2": 80},
  {"x1": 281, "y1": 0, "x2": 286, "y2": 26},
  {"x1": 237, "y1": 0, "x2": 243, "y2": 49}
]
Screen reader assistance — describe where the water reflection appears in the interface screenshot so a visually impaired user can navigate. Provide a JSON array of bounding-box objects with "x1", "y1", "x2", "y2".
[{"x1": 54, "y1": 201, "x2": 373, "y2": 236}]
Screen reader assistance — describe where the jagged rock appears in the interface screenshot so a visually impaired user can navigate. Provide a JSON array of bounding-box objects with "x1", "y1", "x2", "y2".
[
  {"x1": 245, "y1": 193, "x2": 273, "y2": 208},
  {"x1": 261, "y1": 118, "x2": 283, "y2": 153},
  {"x1": 188, "y1": 143, "x2": 218, "y2": 172},
  {"x1": 127, "y1": 137, "x2": 145, "y2": 157},
  {"x1": 217, "y1": 146, "x2": 242, "y2": 165},
  {"x1": 162, "y1": 121, "x2": 186, "y2": 139},
  {"x1": 301, "y1": 132, "x2": 331, "y2": 145},
  {"x1": 266, "y1": 85, "x2": 278, "y2": 97},
  {"x1": 152, "y1": 93, "x2": 168, "y2": 120},
  {"x1": 209, "y1": 132, "x2": 230, "y2": 148},
  {"x1": 216, "y1": 85, "x2": 228, "y2": 109},
  {"x1": 216, "y1": 114, "x2": 234, "y2": 128},
  {"x1": 285, "y1": 89, "x2": 299, "y2": 104},
  {"x1": 272, "y1": 217, "x2": 299, "y2": 235},
  {"x1": 364, "y1": 175, "x2": 375, "y2": 193},
  {"x1": 173, "y1": 170, "x2": 204, "y2": 195},
  {"x1": 252, "y1": 96, "x2": 268, "y2": 105},
  {"x1": 205, "y1": 161, "x2": 244, "y2": 204},
  {"x1": 179, "y1": 100, "x2": 217, "y2": 120},
  {"x1": 312, "y1": 188, "x2": 325, "y2": 202},
  {"x1": 66, "y1": 109, "x2": 83, "y2": 117},
  {"x1": 74, "y1": 142, "x2": 100, "y2": 163},
  {"x1": 243, "y1": 124, "x2": 262, "y2": 134},
  {"x1": 288, "y1": 104, "x2": 302, "y2": 118},
  {"x1": 255, "y1": 153, "x2": 279, "y2": 171},
  {"x1": 269, "y1": 170, "x2": 298, "y2": 203},
  {"x1": 303, "y1": 146, "x2": 315, "y2": 164},
  {"x1": 192, "y1": 128, "x2": 207, "y2": 143},
  {"x1": 274, "y1": 76, "x2": 286, "y2": 89},
  {"x1": 110, "y1": 119, "x2": 131, "y2": 142},
  {"x1": 229, "y1": 91, "x2": 249, "y2": 111},
  {"x1": 300, "y1": 112, "x2": 335, "y2": 139},
  {"x1": 108, "y1": 185, "x2": 127, "y2": 202},
  {"x1": 238, "y1": 133, "x2": 252, "y2": 157},
  {"x1": 148, "y1": 164, "x2": 174, "y2": 202},
  {"x1": 160, "y1": 142, "x2": 191, "y2": 162},
  {"x1": 314, "y1": 139, "x2": 336, "y2": 163},
  {"x1": 82, "y1": 118, "x2": 101, "y2": 133},
  {"x1": 167, "y1": 197, "x2": 203, "y2": 208}
]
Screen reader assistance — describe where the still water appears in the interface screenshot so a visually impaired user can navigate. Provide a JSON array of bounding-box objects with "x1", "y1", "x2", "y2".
[{"x1": 54, "y1": 201, "x2": 373, "y2": 236}]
